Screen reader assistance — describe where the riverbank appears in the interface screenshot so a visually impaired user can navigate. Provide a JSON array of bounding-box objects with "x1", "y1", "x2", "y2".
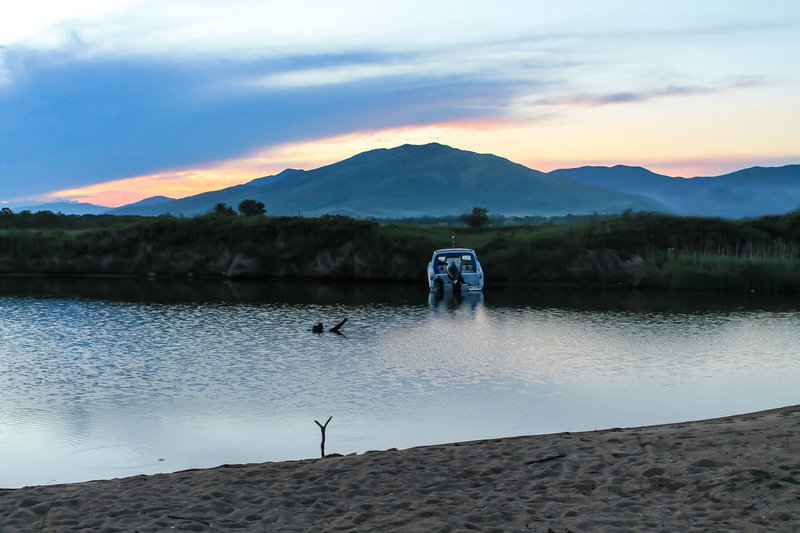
[
  {"x1": 2, "y1": 211, "x2": 800, "y2": 293},
  {"x1": 2, "y1": 405, "x2": 799, "y2": 531}
]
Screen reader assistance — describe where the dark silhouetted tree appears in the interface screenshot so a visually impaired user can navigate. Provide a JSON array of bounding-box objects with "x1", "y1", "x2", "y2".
[
  {"x1": 460, "y1": 206, "x2": 489, "y2": 228},
  {"x1": 211, "y1": 203, "x2": 236, "y2": 216},
  {"x1": 238, "y1": 199, "x2": 266, "y2": 216}
]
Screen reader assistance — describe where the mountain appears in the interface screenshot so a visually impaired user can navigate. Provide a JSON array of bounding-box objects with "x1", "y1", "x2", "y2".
[
  {"x1": 117, "y1": 143, "x2": 667, "y2": 217},
  {"x1": 548, "y1": 165, "x2": 682, "y2": 198},
  {"x1": 11, "y1": 201, "x2": 111, "y2": 215},
  {"x1": 550, "y1": 164, "x2": 800, "y2": 218},
  {"x1": 109, "y1": 195, "x2": 175, "y2": 215},
  {"x1": 244, "y1": 168, "x2": 303, "y2": 187},
  {"x1": 117, "y1": 168, "x2": 302, "y2": 216},
  {"x1": 692, "y1": 165, "x2": 800, "y2": 217}
]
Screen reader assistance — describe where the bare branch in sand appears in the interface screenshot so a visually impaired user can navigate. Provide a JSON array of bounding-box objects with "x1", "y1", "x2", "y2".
[{"x1": 315, "y1": 416, "x2": 333, "y2": 458}]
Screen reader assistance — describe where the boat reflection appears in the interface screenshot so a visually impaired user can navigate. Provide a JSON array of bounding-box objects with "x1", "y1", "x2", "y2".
[{"x1": 427, "y1": 291, "x2": 485, "y2": 314}]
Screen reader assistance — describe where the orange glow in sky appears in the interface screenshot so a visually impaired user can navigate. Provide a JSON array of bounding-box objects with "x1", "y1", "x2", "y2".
[
  {"x1": 48, "y1": 121, "x2": 502, "y2": 206},
  {"x1": 3, "y1": 2, "x2": 798, "y2": 208},
  {"x1": 50, "y1": 100, "x2": 800, "y2": 207}
]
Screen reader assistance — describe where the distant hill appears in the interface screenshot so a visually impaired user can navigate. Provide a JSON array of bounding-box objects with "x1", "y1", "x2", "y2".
[
  {"x1": 119, "y1": 168, "x2": 302, "y2": 217},
  {"x1": 109, "y1": 195, "x2": 175, "y2": 215},
  {"x1": 244, "y1": 168, "x2": 303, "y2": 187},
  {"x1": 117, "y1": 143, "x2": 667, "y2": 217},
  {"x1": 548, "y1": 165, "x2": 682, "y2": 201},
  {"x1": 550, "y1": 164, "x2": 800, "y2": 218},
  {"x1": 11, "y1": 201, "x2": 111, "y2": 215},
  {"x1": 76, "y1": 145, "x2": 798, "y2": 219},
  {"x1": 695, "y1": 165, "x2": 800, "y2": 217}
]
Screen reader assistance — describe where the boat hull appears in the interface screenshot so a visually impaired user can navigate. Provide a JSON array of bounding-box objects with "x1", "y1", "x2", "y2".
[{"x1": 427, "y1": 248, "x2": 484, "y2": 293}]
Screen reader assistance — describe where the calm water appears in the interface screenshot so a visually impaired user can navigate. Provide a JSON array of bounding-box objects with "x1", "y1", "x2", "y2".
[{"x1": 2, "y1": 278, "x2": 800, "y2": 488}]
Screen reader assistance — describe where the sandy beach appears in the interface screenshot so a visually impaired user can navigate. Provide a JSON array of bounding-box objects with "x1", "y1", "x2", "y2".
[{"x1": 2, "y1": 405, "x2": 799, "y2": 532}]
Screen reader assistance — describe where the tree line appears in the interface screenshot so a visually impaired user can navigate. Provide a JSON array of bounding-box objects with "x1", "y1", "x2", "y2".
[
  {"x1": 1, "y1": 208, "x2": 800, "y2": 292},
  {"x1": 2, "y1": 203, "x2": 584, "y2": 230},
  {"x1": 0, "y1": 199, "x2": 267, "y2": 230}
]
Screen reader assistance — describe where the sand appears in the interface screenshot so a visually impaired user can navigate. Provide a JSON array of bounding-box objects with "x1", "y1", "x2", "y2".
[{"x1": 2, "y1": 406, "x2": 799, "y2": 532}]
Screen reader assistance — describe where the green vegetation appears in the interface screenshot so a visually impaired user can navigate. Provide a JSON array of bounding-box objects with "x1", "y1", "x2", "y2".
[
  {"x1": 2, "y1": 210, "x2": 800, "y2": 292},
  {"x1": 0, "y1": 207, "x2": 145, "y2": 230},
  {"x1": 238, "y1": 199, "x2": 266, "y2": 216},
  {"x1": 459, "y1": 207, "x2": 490, "y2": 228},
  {"x1": 212, "y1": 203, "x2": 236, "y2": 216}
]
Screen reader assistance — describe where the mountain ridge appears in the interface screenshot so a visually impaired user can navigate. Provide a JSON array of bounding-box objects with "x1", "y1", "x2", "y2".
[
  {"x1": 118, "y1": 143, "x2": 668, "y2": 217},
  {"x1": 9, "y1": 144, "x2": 798, "y2": 218},
  {"x1": 551, "y1": 163, "x2": 800, "y2": 217}
]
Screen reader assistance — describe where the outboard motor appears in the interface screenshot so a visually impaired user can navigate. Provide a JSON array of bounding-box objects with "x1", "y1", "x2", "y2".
[
  {"x1": 446, "y1": 260, "x2": 464, "y2": 297},
  {"x1": 446, "y1": 260, "x2": 460, "y2": 281},
  {"x1": 434, "y1": 277, "x2": 444, "y2": 295}
]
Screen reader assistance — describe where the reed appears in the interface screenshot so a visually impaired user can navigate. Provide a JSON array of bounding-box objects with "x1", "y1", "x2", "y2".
[{"x1": 1, "y1": 211, "x2": 800, "y2": 292}]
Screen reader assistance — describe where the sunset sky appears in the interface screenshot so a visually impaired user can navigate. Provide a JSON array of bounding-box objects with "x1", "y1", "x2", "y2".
[{"x1": 1, "y1": 1, "x2": 799, "y2": 207}]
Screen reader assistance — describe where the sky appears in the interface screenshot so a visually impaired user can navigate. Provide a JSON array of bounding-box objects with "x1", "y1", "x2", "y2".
[{"x1": 1, "y1": 1, "x2": 799, "y2": 207}]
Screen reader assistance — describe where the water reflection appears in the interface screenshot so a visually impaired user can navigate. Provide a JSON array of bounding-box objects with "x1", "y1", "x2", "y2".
[
  {"x1": 427, "y1": 291, "x2": 485, "y2": 314},
  {"x1": 3, "y1": 276, "x2": 800, "y2": 312},
  {"x1": 0, "y1": 277, "x2": 421, "y2": 305},
  {"x1": 1, "y1": 278, "x2": 800, "y2": 488}
]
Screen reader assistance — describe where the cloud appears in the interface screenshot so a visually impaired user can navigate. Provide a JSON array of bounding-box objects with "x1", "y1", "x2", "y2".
[
  {"x1": 0, "y1": 46, "x2": 522, "y2": 199},
  {"x1": 526, "y1": 77, "x2": 769, "y2": 108},
  {"x1": 1, "y1": 2, "x2": 797, "y2": 202}
]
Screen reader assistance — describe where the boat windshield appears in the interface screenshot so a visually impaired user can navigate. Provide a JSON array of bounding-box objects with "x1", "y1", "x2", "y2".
[{"x1": 434, "y1": 253, "x2": 475, "y2": 273}]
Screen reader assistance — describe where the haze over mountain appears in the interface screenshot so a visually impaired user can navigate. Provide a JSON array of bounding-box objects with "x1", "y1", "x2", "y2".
[
  {"x1": 7, "y1": 200, "x2": 111, "y2": 215},
  {"x1": 109, "y1": 196, "x2": 175, "y2": 215},
  {"x1": 117, "y1": 143, "x2": 666, "y2": 217},
  {"x1": 11, "y1": 144, "x2": 798, "y2": 219},
  {"x1": 550, "y1": 164, "x2": 800, "y2": 218}
]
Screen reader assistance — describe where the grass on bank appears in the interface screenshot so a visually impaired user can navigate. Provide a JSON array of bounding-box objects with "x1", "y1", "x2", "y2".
[{"x1": 1, "y1": 211, "x2": 800, "y2": 292}]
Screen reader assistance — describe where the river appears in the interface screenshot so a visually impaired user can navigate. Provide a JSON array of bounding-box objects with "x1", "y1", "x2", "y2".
[{"x1": 1, "y1": 278, "x2": 799, "y2": 487}]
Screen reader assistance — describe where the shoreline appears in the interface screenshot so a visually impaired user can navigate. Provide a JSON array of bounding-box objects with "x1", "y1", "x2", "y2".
[
  {"x1": 2, "y1": 405, "x2": 799, "y2": 531},
  {"x1": 0, "y1": 271, "x2": 638, "y2": 289},
  {"x1": 0, "y1": 273, "x2": 791, "y2": 296}
]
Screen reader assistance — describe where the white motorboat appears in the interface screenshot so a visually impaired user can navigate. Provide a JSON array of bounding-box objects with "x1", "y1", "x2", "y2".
[{"x1": 427, "y1": 248, "x2": 484, "y2": 294}]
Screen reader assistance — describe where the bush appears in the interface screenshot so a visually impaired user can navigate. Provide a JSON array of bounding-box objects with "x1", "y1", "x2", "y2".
[
  {"x1": 1, "y1": 211, "x2": 800, "y2": 291},
  {"x1": 460, "y1": 207, "x2": 489, "y2": 228},
  {"x1": 238, "y1": 199, "x2": 266, "y2": 217}
]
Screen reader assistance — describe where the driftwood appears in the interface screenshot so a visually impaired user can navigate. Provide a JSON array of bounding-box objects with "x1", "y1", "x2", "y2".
[
  {"x1": 309, "y1": 318, "x2": 347, "y2": 336},
  {"x1": 524, "y1": 453, "x2": 566, "y2": 465},
  {"x1": 314, "y1": 416, "x2": 333, "y2": 457},
  {"x1": 38, "y1": 499, "x2": 58, "y2": 533},
  {"x1": 329, "y1": 318, "x2": 348, "y2": 335},
  {"x1": 167, "y1": 515, "x2": 214, "y2": 528}
]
